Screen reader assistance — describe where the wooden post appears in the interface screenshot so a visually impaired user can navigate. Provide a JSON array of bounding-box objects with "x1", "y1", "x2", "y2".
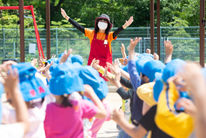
[
  {"x1": 200, "y1": 0, "x2": 205, "y2": 67},
  {"x1": 150, "y1": 0, "x2": 155, "y2": 54},
  {"x1": 19, "y1": 0, "x2": 25, "y2": 62},
  {"x1": 157, "y1": 0, "x2": 161, "y2": 58},
  {"x1": 46, "y1": 0, "x2": 51, "y2": 59}
]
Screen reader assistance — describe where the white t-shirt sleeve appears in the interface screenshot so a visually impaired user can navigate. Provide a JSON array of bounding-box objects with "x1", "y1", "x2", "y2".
[
  {"x1": 1, "y1": 104, "x2": 16, "y2": 124},
  {"x1": 0, "y1": 123, "x2": 25, "y2": 138}
]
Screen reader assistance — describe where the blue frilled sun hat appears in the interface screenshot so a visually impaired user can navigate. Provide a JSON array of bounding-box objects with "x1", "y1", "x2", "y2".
[
  {"x1": 49, "y1": 63, "x2": 84, "y2": 95},
  {"x1": 153, "y1": 72, "x2": 164, "y2": 102},
  {"x1": 135, "y1": 55, "x2": 153, "y2": 74},
  {"x1": 71, "y1": 55, "x2": 84, "y2": 65},
  {"x1": 47, "y1": 58, "x2": 58, "y2": 64},
  {"x1": 153, "y1": 59, "x2": 186, "y2": 102},
  {"x1": 12, "y1": 63, "x2": 50, "y2": 102},
  {"x1": 79, "y1": 66, "x2": 108, "y2": 100},
  {"x1": 142, "y1": 60, "x2": 165, "y2": 82}
]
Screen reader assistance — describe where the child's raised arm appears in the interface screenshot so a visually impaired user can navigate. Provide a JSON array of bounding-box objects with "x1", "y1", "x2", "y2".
[
  {"x1": 83, "y1": 85, "x2": 107, "y2": 119},
  {"x1": 1, "y1": 66, "x2": 29, "y2": 134},
  {"x1": 164, "y1": 40, "x2": 173, "y2": 64}
]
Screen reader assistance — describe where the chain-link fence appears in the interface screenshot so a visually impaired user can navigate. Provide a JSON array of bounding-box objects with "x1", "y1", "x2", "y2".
[{"x1": 0, "y1": 26, "x2": 204, "y2": 63}]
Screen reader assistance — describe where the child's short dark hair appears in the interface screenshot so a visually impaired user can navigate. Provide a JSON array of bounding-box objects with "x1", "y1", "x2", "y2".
[{"x1": 61, "y1": 95, "x2": 73, "y2": 107}]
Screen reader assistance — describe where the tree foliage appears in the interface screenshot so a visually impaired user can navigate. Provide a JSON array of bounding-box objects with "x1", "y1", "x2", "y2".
[{"x1": 0, "y1": 0, "x2": 201, "y2": 28}]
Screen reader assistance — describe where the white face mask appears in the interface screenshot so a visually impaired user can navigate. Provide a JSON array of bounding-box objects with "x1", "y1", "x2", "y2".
[{"x1": 98, "y1": 21, "x2": 108, "y2": 30}]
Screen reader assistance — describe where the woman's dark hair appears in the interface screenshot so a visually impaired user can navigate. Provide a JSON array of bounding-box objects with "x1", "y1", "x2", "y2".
[
  {"x1": 61, "y1": 95, "x2": 73, "y2": 107},
  {"x1": 94, "y1": 19, "x2": 111, "y2": 35}
]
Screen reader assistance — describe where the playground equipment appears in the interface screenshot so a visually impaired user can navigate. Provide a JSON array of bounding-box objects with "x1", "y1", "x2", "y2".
[{"x1": 0, "y1": 5, "x2": 45, "y2": 59}]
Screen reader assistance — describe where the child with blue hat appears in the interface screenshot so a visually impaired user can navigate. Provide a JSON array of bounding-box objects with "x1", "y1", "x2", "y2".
[
  {"x1": 57, "y1": 52, "x2": 109, "y2": 101},
  {"x1": 110, "y1": 39, "x2": 182, "y2": 138},
  {"x1": 0, "y1": 65, "x2": 29, "y2": 137},
  {"x1": 154, "y1": 59, "x2": 194, "y2": 138},
  {"x1": 61, "y1": 57, "x2": 110, "y2": 138},
  {"x1": 2, "y1": 62, "x2": 50, "y2": 138},
  {"x1": 105, "y1": 38, "x2": 155, "y2": 137},
  {"x1": 135, "y1": 59, "x2": 165, "y2": 105},
  {"x1": 110, "y1": 38, "x2": 174, "y2": 138},
  {"x1": 44, "y1": 63, "x2": 106, "y2": 138},
  {"x1": 77, "y1": 65, "x2": 110, "y2": 138},
  {"x1": 153, "y1": 59, "x2": 186, "y2": 102},
  {"x1": 175, "y1": 62, "x2": 206, "y2": 138},
  {"x1": 142, "y1": 60, "x2": 165, "y2": 82}
]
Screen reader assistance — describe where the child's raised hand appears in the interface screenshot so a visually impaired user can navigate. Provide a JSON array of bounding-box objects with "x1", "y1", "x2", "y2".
[
  {"x1": 59, "y1": 49, "x2": 72, "y2": 64},
  {"x1": 164, "y1": 41, "x2": 173, "y2": 57},
  {"x1": 104, "y1": 67, "x2": 115, "y2": 81},
  {"x1": 121, "y1": 43, "x2": 127, "y2": 58},
  {"x1": 153, "y1": 53, "x2": 159, "y2": 60},
  {"x1": 106, "y1": 62, "x2": 115, "y2": 74},
  {"x1": 3, "y1": 60, "x2": 17, "y2": 66},
  {"x1": 164, "y1": 40, "x2": 173, "y2": 63},
  {"x1": 83, "y1": 84, "x2": 95, "y2": 99},
  {"x1": 119, "y1": 58, "x2": 128, "y2": 66},
  {"x1": 0, "y1": 61, "x2": 16, "y2": 75},
  {"x1": 146, "y1": 48, "x2": 151, "y2": 54},
  {"x1": 113, "y1": 59, "x2": 121, "y2": 76},
  {"x1": 128, "y1": 37, "x2": 141, "y2": 53},
  {"x1": 111, "y1": 108, "x2": 124, "y2": 123},
  {"x1": 103, "y1": 67, "x2": 110, "y2": 81},
  {"x1": 90, "y1": 58, "x2": 100, "y2": 70},
  {"x1": 51, "y1": 54, "x2": 56, "y2": 58},
  {"x1": 38, "y1": 57, "x2": 45, "y2": 68},
  {"x1": 45, "y1": 61, "x2": 53, "y2": 72},
  {"x1": 39, "y1": 61, "x2": 53, "y2": 81},
  {"x1": 31, "y1": 58, "x2": 38, "y2": 67},
  {"x1": 1, "y1": 66, "x2": 19, "y2": 92},
  {"x1": 178, "y1": 62, "x2": 203, "y2": 92},
  {"x1": 176, "y1": 98, "x2": 196, "y2": 117}
]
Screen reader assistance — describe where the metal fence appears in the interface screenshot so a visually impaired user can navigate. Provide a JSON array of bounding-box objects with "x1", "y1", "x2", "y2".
[{"x1": 0, "y1": 26, "x2": 204, "y2": 63}]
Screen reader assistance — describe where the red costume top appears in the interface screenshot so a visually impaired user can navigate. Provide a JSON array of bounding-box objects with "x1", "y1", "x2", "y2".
[
  {"x1": 85, "y1": 28, "x2": 117, "y2": 67},
  {"x1": 68, "y1": 14, "x2": 124, "y2": 80}
]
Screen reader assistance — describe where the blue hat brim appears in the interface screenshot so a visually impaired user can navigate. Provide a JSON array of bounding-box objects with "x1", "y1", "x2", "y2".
[
  {"x1": 153, "y1": 72, "x2": 164, "y2": 102},
  {"x1": 12, "y1": 63, "x2": 50, "y2": 101},
  {"x1": 79, "y1": 66, "x2": 108, "y2": 100}
]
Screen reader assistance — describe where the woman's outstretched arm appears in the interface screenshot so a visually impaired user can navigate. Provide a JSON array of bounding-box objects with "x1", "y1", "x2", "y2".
[
  {"x1": 113, "y1": 16, "x2": 134, "y2": 38},
  {"x1": 61, "y1": 8, "x2": 85, "y2": 33}
]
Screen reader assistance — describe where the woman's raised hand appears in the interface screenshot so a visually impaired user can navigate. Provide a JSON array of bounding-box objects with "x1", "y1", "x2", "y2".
[
  {"x1": 61, "y1": 8, "x2": 70, "y2": 20},
  {"x1": 123, "y1": 16, "x2": 134, "y2": 29}
]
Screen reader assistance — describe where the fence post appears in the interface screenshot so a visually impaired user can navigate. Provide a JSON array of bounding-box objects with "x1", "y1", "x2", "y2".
[
  {"x1": 160, "y1": 27, "x2": 162, "y2": 59},
  {"x1": 2, "y1": 27, "x2": 5, "y2": 57},
  {"x1": 19, "y1": 0, "x2": 25, "y2": 62},
  {"x1": 200, "y1": 0, "x2": 205, "y2": 67},
  {"x1": 46, "y1": 0, "x2": 51, "y2": 59},
  {"x1": 13, "y1": 42, "x2": 16, "y2": 58},
  {"x1": 56, "y1": 28, "x2": 58, "y2": 56},
  {"x1": 138, "y1": 38, "x2": 141, "y2": 53},
  {"x1": 150, "y1": 0, "x2": 155, "y2": 54},
  {"x1": 157, "y1": 0, "x2": 161, "y2": 58}
]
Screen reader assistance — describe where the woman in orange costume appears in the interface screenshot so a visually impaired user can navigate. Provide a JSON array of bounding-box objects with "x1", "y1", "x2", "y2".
[{"x1": 61, "y1": 8, "x2": 133, "y2": 80}]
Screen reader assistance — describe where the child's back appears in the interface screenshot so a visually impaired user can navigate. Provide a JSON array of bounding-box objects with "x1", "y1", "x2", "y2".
[
  {"x1": 2, "y1": 103, "x2": 46, "y2": 138},
  {"x1": 44, "y1": 99, "x2": 97, "y2": 138}
]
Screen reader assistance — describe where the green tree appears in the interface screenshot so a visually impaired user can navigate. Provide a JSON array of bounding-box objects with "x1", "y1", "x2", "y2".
[{"x1": 0, "y1": 0, "x2": 201, "y2": 27}]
